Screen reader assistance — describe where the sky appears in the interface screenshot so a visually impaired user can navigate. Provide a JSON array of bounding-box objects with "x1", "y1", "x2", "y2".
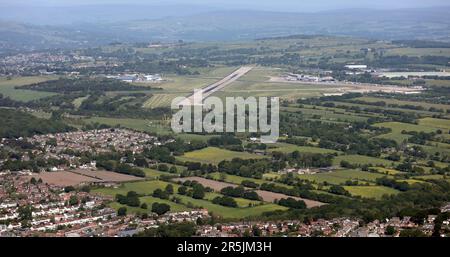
[{"x1": 1, "y1": 0, "x2": 450, "y2": 12}]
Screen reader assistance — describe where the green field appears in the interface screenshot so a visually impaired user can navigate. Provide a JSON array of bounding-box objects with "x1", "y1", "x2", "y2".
[
  {"x1": 0, "y1": 76, "x2": 57, "y2": 101},
  {"x1": 142, "y1": 168, "x2": 180, "y2": 179},
  {"x1": 297, "y1": 169, "x2": 389, "y2": 185},
  {"x1": 343, "y1": 186, "x2": 400, "y2": 199},
  {"x1": 142, "y1": 93, "x2": 182, "y2": 108},
  {"x1": 333, "y1": 155, "x2": 396, "y2": 167},
  {"x1": 207, "y1": 172, "x2": 293, "y2": 189},
  {"x1": 385, "y1": 48, "x2": 450, "y2": 57},
  {"x1": 72, "y1": 95, "x2": 90, "y2": 109},
  {"x1": 109, "y1": 196, "x2": 190, "y2": 215},
  {"x1": 93, "y1": 180, "x2": 178, "y2": 196},
  {"x1": 282, "y1": 106, "x2": 371, "y2": 122},
  {"x1": 374, "y1": 121, "x2": 439, "y2": 143},
  {"x1": 141, "y1": 66, "x2": 240, "y2": 108},
  {"x1": 356, "y1": 97, "x2": 450, "y2": 112},
  {"x1": 93, "y1": 179, "x2": 284, "y2": 218},
  {"x1": 203, "y1": 192, "x2": 261, "y2": 208},
  {"x1": 174, "y1": 194, "x2": 287, "y2": 219},
  {"x1": 268, "y1": 143, "x2": 340, "y2": 154},
  {"x1": 176, "y1": 147, "x2": 265, "y2": 164},
  {"x1": 418, "y1": 118, "x2": 450, "y2": 130}
]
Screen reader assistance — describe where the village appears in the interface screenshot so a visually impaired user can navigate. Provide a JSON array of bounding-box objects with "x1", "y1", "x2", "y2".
[
  {"x1": 0, "y1": 171, "x2": 212, "y2": 237},
  {"x1": 197, "y1": 206, "x2": 450, "y2": 237},
  {"x1": 2, "y1": 166, "x2": 450, "y2": 237}
]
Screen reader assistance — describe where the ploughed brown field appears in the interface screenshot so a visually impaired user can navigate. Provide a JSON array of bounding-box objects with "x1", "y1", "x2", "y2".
[
  {"x1": 173, "y1": 177, "x2": 325, "y2": 208},
  {"x1": 30, "y1": 170, "x2": 144, "y2": 186}
]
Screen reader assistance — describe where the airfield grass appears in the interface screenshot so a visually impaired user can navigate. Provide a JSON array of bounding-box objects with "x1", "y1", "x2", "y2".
[
  {"x1": 140, "y1": 66, "x2": 241, "y2": 108},
  {"x1": 0, "y1": 76, "x2": 57, "y2": 101},
  {"x1": 343, "y1": 186, "x2": 400, "y2": 200},
  {"x1": 176, "y1": 147, "x2": 265, "y2": 164},
  {"x1": 142, "y1": 93, "x2": 181, "y2": 108},
  {"x1": 217, "y1": 82, "x2": 342, "y2": 101}
]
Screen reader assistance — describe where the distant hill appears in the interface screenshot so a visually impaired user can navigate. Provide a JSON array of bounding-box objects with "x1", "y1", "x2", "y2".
[{"x1": 1, "y1": 7, "x2": 450, "y2": 52}]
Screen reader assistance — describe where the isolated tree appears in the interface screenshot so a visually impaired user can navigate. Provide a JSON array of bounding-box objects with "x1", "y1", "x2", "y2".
[
  {"x1": 178, "y1": 186, "x2": 188, "y2": 195},
  {"x1": 192, "y1": 184, "x2": 205, "y2": 199},
  {"x1": 117, "y1": 207, "x2": 127, "y2": 216},
  {"x1": 169, "y1": 166, "x2": 178, "y2": 173},
  {"x1": 152, "y1": 203, "x2": 171, "y2": 215},
  {"x1": 165, "y1": 184, "x2": 174, "y2": 194}
]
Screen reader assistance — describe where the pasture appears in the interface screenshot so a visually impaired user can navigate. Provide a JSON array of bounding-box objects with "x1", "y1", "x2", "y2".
[
  {"x1": 343, "y1": 186, "x2": 400, "y2": 200},
  {"x1": 373, "y1": 121, "x2": 439, "y2": 143},
  {"x1": 333, "y1": 155, "x2": 396, "y2": 167},
  {"x1": 418, "y1": 118, "x2": 450, "y2": 130},
  {"x1": 267, "y1": 143, "x2": 340, "y2": 154},
  {"x1": 0, "y1": 76, "x2": 57, "y2": 101},
  {"x1": 297, "y1": 169, "x2": 389, "y2": 185},
  {"x1": 94, "y1": 177, "x2": 287, "y2": 219},
  {"x1": 176, "y1": 147, "x2": 265, "y2": 164},
  {"x1": 356, "y1": 97, "x2": 450, "y2": 111}
]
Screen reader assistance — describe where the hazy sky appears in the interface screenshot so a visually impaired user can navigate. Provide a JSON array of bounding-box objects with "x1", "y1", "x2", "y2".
[{"x1": 2, "y1": 0, "x2": 450, "y2": 12}]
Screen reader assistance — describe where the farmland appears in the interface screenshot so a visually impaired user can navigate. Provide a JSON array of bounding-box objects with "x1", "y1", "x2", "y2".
[
  {"x1": 93, "y1": 179, "x2": 288, "y2": 218},
  {"x1": 0, "y1": 76, "x2": 57, "y2": 101},
  {"x1": 297, "y1": 169, "x2": 389, "y2": 185},
  {"x1": 343, "y1": 186, "x2": 400, "y2": 200},
  {"x1": 176, "y1": 147, "x2": 266, "y2": 164},
  {"x1": 173, "y1": 177, "x2": 325, "y2": 208},
  {"x1": 2, "y1": 32, "x2": 450, "y2": 227},
  {"x1": 332, "y1": 155, "x2": 396, "y2": 167}
]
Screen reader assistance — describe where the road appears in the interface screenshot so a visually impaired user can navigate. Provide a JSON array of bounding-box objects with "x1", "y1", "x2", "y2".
[{"x1": 177, "y1": 66, "x2": 253, "y2": 106}]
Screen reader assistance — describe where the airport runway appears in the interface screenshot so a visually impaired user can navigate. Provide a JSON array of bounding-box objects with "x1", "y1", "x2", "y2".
[{"x1": 178, "y1": 66, "x2": 253, "y2": 106}]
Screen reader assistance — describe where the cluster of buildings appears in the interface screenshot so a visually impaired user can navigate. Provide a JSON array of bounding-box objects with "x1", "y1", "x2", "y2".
[
  {"x1": 0, "y1": 172, "x2": 117, "y2": 236},
  {"x1": 0, "y1": 52, "x2": 72, "y2": 75},
  {"x1": 0, "y1": 171, "x2": 212, "y2": 237},
  {"x1": 0, "y1": 50, "x2": 123, "y2": 76},
  {"x1": 198, "y1": 209, "x2": 450, "y2": 237},
  {"x1": 198, "y1": 218, "x2": 360, "y2": 237},
  {"x1": 284, "y1": 73, "x2": 335, "y2": 83},
  {"x1": 28, "y1": 128, "x2": 158, "y2": 155},
  {"x1": 279, "y1": 167, "x2": 335, "y2": 175},
  {"x1": 106, "y1": 73, "x2": 163, "y2": 83},
  {"x1": 2, "y1": 129, "x2": 160, "y2": 172}
]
